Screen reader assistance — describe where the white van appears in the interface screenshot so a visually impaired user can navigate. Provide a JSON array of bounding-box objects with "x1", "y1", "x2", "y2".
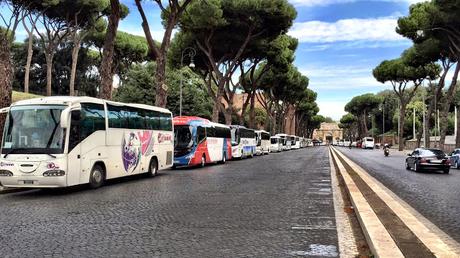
[{"x1": 362, "y1": 137, "x2": 375, "y2": 149}]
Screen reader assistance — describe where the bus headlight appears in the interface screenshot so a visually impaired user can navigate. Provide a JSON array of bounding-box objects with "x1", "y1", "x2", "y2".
[
  {"x1": 0, "y1": 170, "x2": 13, "y2": 176},
  {"x1": 43, "y1": 170, "x2": 66, "y2": 177}
]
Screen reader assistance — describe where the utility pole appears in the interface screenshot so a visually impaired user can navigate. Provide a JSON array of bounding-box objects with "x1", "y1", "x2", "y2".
[
  {"x1": 455, "y1": 106, "x2": 458, "y2": 139},
  {"x1": 413, "y1": 106, "x2": 416, "y2": 140},
  {"x1": 422, "y1": 95, "x2": 426, "y2": 147}
]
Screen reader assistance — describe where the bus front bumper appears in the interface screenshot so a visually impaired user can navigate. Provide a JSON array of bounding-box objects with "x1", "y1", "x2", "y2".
[{"x1": 0, "y1": 175, "x2": 67, "y2": 188}]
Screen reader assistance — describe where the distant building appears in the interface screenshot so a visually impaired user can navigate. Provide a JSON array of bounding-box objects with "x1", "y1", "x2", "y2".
[{"x1": 312, "y1": 122, "x2": 343, "y2": 143}]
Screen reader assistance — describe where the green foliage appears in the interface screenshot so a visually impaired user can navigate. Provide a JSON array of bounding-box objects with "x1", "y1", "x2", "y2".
[
  {"x1": 373, "y1": 57, "x2": 440, "y2": 85},
  {"x1": 11, "y1": 37, "x2": 100, "y2": 95},
  {"x1": 86, "y1": 30, "x2": 149, "y2": 77},
  {"x1": 345, "y1": 93, "x2": 382, "y2": 116},
  {"x1": 114, "y1": 62, "x2": 213, "y2": 119}
]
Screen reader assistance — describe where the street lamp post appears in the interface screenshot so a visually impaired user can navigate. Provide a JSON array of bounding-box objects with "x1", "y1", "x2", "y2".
[
  {"x1": 179, "y1": 47, "x2": 196, "y2": 117},
  {"x1": 380, "y1": 103, "x2": 385, "y2": 144}
]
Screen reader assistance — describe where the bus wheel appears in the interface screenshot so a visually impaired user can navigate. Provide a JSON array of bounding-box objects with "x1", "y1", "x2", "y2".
[
  {"x1": 200, "y1": 155, "x2": 206, "y2": 167},
  {"x1": 221, "y1": 154, "x2": 227, "y2": 164},
  {"x1": 89, "y1": 165, "x2": 105, "y2": 189},
  {"x1": 148, "y1": 158, "x2": 158, "y2": 177}
]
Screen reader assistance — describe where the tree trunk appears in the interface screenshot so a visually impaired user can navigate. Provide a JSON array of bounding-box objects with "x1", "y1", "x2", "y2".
[
  {"x1": 224, "y1": 107, "x2": 232, "y2": 125},
  {"x1": 425, "y1": 96, "x2": 435, "y2": 148},
  {"x1": 399, "y1": 104, "x2": 407, "y2": 151},
  {"x1": 456, "y1": 105, "x2": 460, "y2": 147},
  {"x1": 24, "y1": 33, "x2": 34, "y2": 93},
  {"x1": 69, "y1": 34, "x2": 82, "y2": 96},
  {"x1": 155, "y1": 55, "x2": 168, "y2": 107},
  {"x1": 212, "y1": 101, "x2": 220, "y2": 122},
  {"x1": 45, "y1": 53, "x2": 53, "y2": 96},
  {"x1": 99, "y1": 0, "x2": 120, "y2": 100},
  {"x1": 249, "y1": 93, "x2": 256, "y2": 128},
  {"x1": 0, "y1": 35, "x2": 13, "y2": 137},
  {"x1": 439, "y1": 64, "x2": 460, "y2": 150}
]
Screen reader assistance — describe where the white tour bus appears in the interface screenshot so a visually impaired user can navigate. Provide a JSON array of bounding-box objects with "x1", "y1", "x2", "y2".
[
  {"x1": 230, "y1": 125, "x2": 256, "y2": 159},
  {"x1": 270, "y1": 136, "x2": 283, "y2": 152},
  {"x1": 255, "y1": 130, "x2": 271, "y2": 155},
  {"x1": 362, "y1": 137, "x2": 375, "y2": 149},
  {"x1": 291, "y1": 136, "x2": 301, "y2": 149},
  {"x1": 0, "y1": 96, "x2": 173, "y2": 189},
  {"x1": 275, "y1": 133, "x2": 291, "y2": 151}
]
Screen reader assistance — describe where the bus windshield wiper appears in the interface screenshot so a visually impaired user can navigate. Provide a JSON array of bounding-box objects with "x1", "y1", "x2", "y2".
[
  {"x1": 45, "y1": 153, "x2": 56, "y2": 158},
  {"x1": 3, "y1": 148, "x2": 28, "y2": 158}
]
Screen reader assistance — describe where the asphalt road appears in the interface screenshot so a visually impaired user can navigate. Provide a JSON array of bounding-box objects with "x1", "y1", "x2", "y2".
[
  {"x1": 337, "y1": 146, "x2": 460, "y2": 243},
  {"x1": 0, "y1": 147, "x2": 338, "y2": 258}
]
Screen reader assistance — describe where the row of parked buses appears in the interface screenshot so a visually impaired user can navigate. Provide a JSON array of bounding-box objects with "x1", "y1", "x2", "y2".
[{"x1": 0, "y1": 97, "x2": 311, "y2": 189}]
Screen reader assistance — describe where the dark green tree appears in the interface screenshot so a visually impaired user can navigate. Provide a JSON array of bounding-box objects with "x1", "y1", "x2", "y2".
[{"x1": 373, "y1": 51, "x2": 440, "y2": 150}]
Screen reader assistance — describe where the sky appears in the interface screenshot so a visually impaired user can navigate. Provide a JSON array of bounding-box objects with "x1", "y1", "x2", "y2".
[{"x1": 7, "y1": 0, "x2": 425, "y2": 121}]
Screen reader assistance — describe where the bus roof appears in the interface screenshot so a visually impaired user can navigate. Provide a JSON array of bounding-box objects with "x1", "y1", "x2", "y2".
[
  {"x1": 11, "y1": 96, "x2": 172, "y2": 114},
  {"x1": 255, "y1": 130, "x2": 269, "y2": 134},
  {"x1": 173, "y1": 116, "x2": 229, "y2": 128}
]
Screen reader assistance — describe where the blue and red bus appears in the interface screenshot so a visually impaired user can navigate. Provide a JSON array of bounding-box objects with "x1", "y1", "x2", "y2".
[{"x1": 173, "y1": 116, "x2": 232, "y2": 167}]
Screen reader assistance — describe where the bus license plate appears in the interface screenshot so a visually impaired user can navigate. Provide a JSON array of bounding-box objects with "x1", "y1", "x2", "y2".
[{"x1": 23, "y1": 180, "x2": 34, "y2": 185}]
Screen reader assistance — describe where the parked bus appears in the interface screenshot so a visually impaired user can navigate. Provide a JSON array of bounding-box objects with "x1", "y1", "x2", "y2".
[
  {"x1": 362, "y1": 137, "x2": 375, "y2": 149},
  {"x1": 270, "y1": 136, "x2": 283, "y2": 152},
  {"x1": 255, "y1": 130, "x2": 271, "y2": 155},
  {"x1": 291, "y1": 136, "x2": 301, "y2": 149},
  {"x1": 275, "y1": 133, "x2": 291, "y2": 151},
  {"x1": 230, "y1": 125, "x2": 256, "y2": 159},
  {"x1": 173, "y1": 116, "x2": 231, "y2": 167},
  {"x1": 288, "y1": 135, "x2": 296, "y2": 149},
  {"x1": 0, "y1": 96, "x2": 173, "y2": 189}
]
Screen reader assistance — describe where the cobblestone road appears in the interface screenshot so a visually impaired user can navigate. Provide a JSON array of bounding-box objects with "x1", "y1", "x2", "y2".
[
  {"x1": 337, "y1": 147, "x2": 460, "y2": 243},
  {"x1": 0, "y1": 147, "x2": 338, "y2": 258}
]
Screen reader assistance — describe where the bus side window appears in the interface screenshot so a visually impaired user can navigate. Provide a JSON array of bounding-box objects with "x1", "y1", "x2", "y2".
[
  {"x1": 68, "y1": 110, "x2": 81, "y2": 152},
  {"x1": 197, "y1": 126, "x2": 206, "y2": 143}
]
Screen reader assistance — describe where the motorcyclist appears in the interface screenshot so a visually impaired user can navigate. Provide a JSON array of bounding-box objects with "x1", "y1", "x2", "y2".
[{"x1": 383, "y1": 143, "x2": 390, "y2": 156}]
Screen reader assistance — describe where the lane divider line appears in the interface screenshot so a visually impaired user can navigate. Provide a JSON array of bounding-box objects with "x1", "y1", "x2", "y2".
[
  {"x1": 332, "y1": 146, "x2": 460, "y2": 257},
  {"x1": 329, "y1": 148, "x2": 404, "y2": 258}
]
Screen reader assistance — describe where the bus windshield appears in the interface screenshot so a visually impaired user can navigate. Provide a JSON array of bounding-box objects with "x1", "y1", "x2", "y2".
[
  {"x1": 174, "y1": 125, "x2": 194, "y2": 149},
  {"x1": 1, "y1": 105, "x2": 66, "y2": 154},
  {"x1": 271, "y1": 138, "x2": 278, "y2": 144},
  {"x1": 231, "y1": 128, "x2": 239, "y2": 146}
]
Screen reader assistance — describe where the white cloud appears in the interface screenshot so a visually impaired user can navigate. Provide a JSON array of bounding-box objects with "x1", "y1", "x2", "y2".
[
  {"x1": 288, "y1": 17, "x2": 406, "y2": 43},
  {"x1": 317, "y1": 100, "x2": 348, "y2": 121}
]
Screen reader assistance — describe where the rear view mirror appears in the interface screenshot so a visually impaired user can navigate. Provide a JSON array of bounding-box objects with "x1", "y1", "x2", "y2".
[{"x1": 60, "y1": 107, "x2": 72, "y2": 129}]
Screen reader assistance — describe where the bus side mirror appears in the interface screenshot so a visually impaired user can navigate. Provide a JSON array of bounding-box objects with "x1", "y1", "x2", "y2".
[
  {"x1": 60, "y1": 107, "x2": 71, "y2": 128},
  {"x1": 0, "y1": 107, "x2": 9, "y2": 114}
]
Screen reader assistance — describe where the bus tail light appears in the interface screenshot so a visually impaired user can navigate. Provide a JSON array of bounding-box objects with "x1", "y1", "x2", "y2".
[
  {"x1": 43, "y1": 170, "x2": 66, "y2": 177},
  {"x1": 0, "y1": 170, "x2": 13, "y2": 176}
]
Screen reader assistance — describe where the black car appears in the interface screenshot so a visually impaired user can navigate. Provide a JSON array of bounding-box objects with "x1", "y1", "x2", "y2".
[{"x1": 405, "y1": 148, "x2": 450, "y2": 174}]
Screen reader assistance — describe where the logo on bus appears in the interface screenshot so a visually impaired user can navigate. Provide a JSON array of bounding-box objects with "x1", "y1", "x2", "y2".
[
  {"x1": 46, "y1": 162, "x2": 60, "y2": 169},
  {"x1": 122, "y1": 132, "x2": 141, "y2": 173},
  {"x1": 0, "y1": 162, "x2": 14, "y2": 167},
  {"x1": 158, "y1": 133, "x2": 172, "y2": 143},
  {"x1": 138, "y1": 131, "x2": 154, "y2": 156}
]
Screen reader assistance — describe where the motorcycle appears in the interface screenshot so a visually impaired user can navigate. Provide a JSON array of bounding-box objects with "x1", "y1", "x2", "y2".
[{"x1": 384, "y1": 147, "x2": 390, "y2": 157}]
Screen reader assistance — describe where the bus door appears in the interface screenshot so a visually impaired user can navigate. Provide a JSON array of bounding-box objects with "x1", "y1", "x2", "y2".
[{"x1": 67, "y1": 110, "x2": 82, "y2": 186}]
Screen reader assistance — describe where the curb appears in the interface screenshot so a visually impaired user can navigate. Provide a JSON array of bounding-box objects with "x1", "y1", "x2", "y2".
[
  {"x1": 329, "y1": 148, "x2": 403, "y2": 258},
  {"x1": 330, "y1": 146, "x2": 460, "y2": 257}
]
